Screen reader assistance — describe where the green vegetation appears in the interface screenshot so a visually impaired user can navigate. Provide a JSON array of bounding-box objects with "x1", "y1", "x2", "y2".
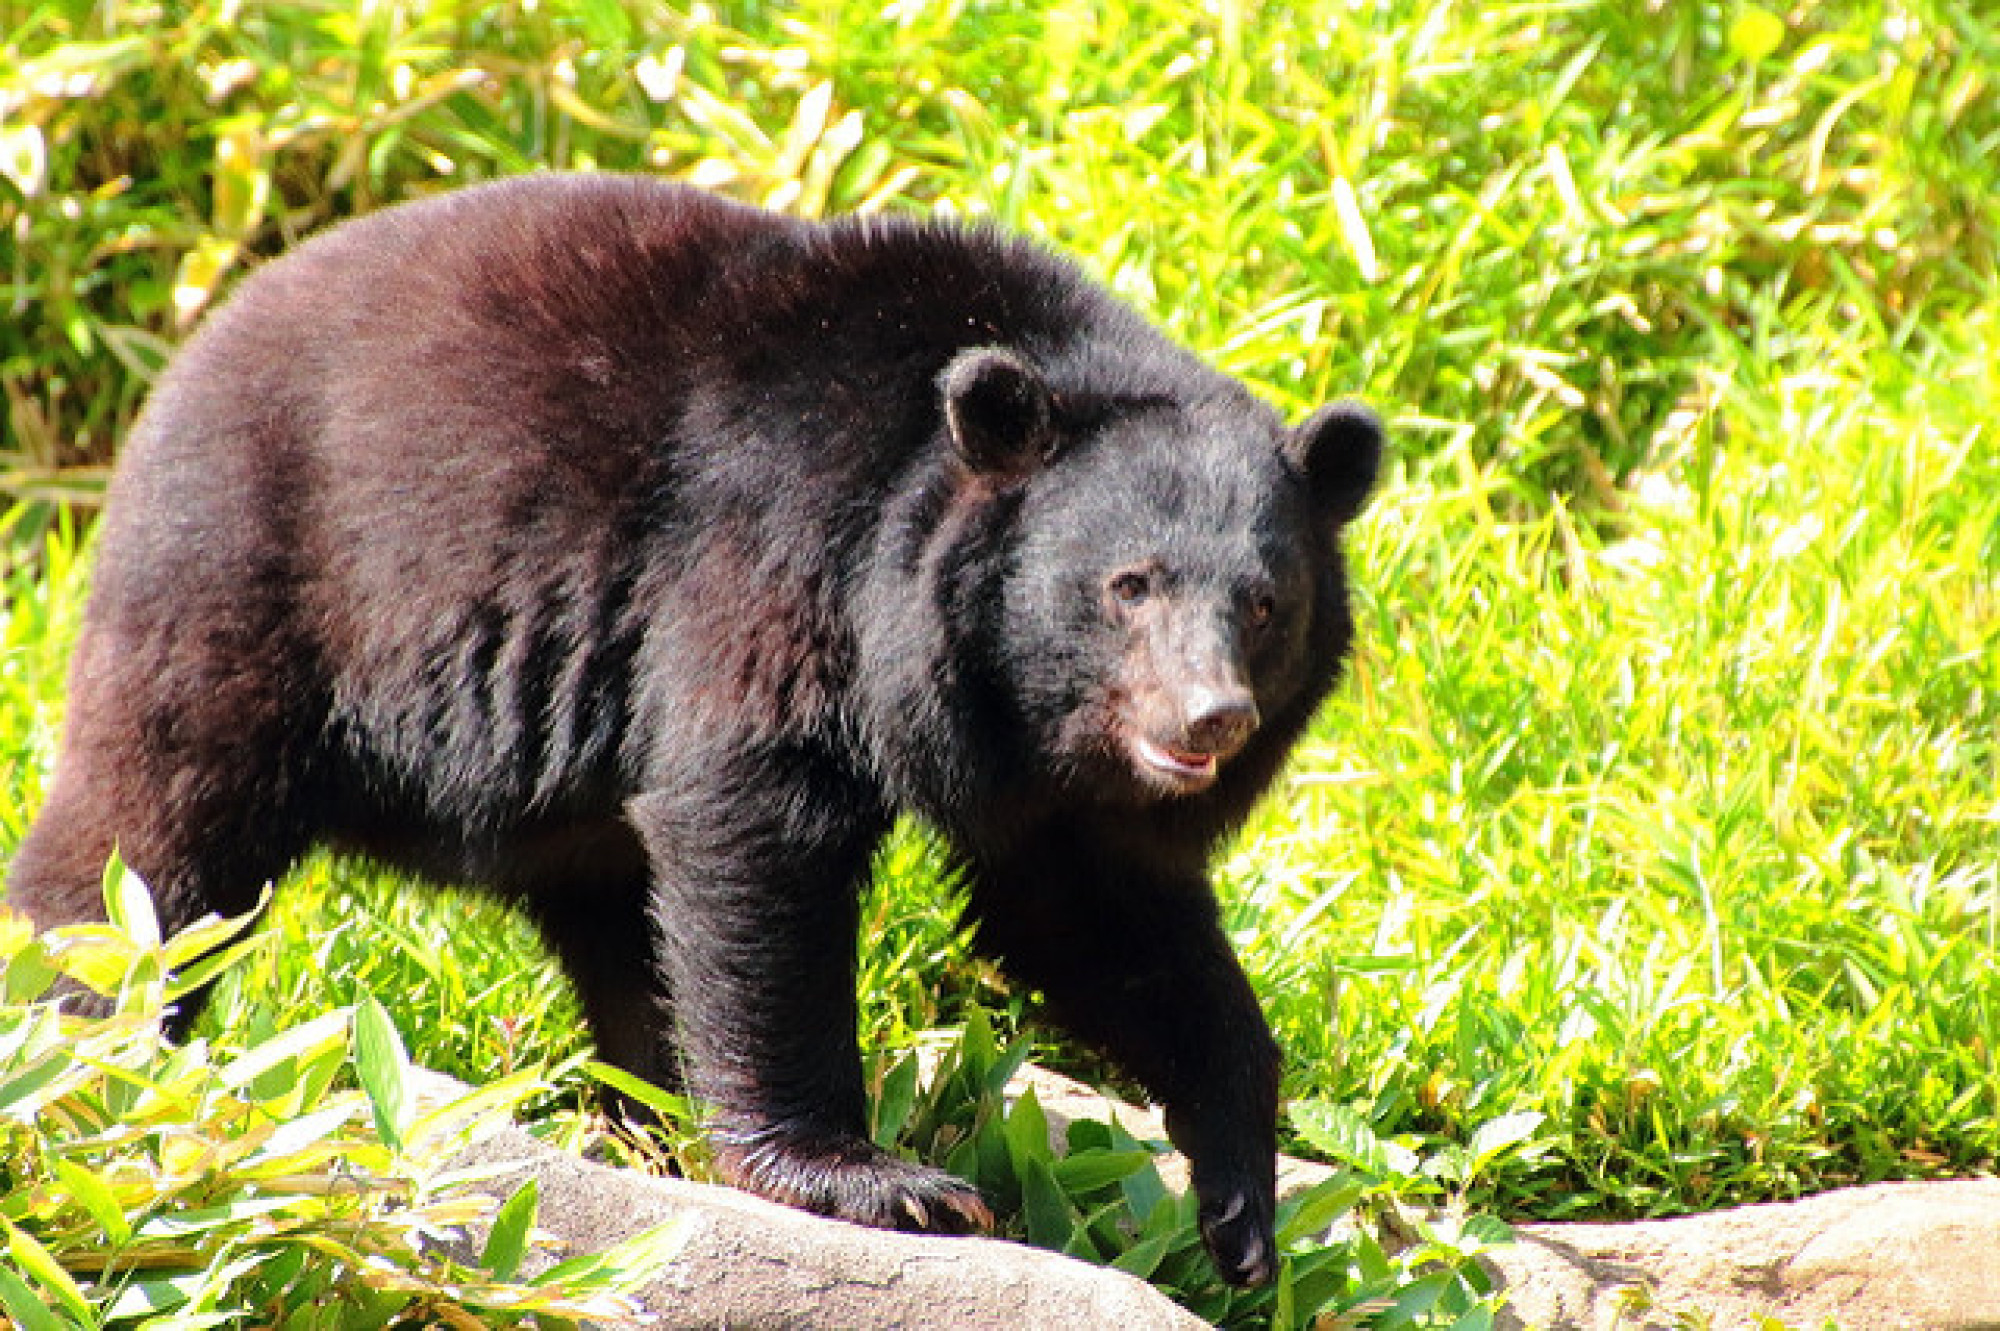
[
  {"x1": 5, "y1": 866, "x2": 1517, "y2": 1329},
  {"x1": 3, "y1": 0, "x2": 1996, "y2": 1325},
  {"x1": 0, "y1": 862, "x2": 689, "y2": 1327}
]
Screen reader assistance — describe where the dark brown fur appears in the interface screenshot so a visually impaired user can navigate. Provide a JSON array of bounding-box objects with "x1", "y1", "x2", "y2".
[{"x1": 8, "y1": 174, "x2": 1381, "y2": 1284}]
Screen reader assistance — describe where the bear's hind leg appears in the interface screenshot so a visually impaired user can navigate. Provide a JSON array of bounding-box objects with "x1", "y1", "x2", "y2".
[
  {"x1": 528, "y1": 873, "x2": 685, "y2": 1107},
  {"x1": 10, "y1": 768, "x2": 128, "y2": 937},
  {"x1": 11, "y1": 763, "x2": 303, "y2": 1035},
  {"x1": 8, "y1": 642, "x2": 314, "y2": 1034}
]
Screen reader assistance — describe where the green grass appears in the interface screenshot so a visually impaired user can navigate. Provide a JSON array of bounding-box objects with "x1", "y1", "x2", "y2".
[
  {"x1": 1238, "y1": 305, "x2": 2000, "y2": 1217},
  {"x1": 3, "y1": 0, "x2": 1998, "y2": 1324},
  {"x1": 0, "y1": 863, "x2": 693, "y2": 1327}
]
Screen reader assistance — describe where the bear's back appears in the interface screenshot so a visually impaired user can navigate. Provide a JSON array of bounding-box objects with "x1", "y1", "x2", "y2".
[
  {"x1": 107, "y1": 173, "x2": 1146, "y2": 570},
  {"x1": 78, "y1": 175, "x2": 1263, "y2": 848}
]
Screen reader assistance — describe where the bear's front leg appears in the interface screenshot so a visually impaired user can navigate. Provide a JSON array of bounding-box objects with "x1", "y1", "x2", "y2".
[
  {"x1": 627, "y1": 758, "x2": 991, "y2": 1235},
  {"x1": 967, "y1": 841, "x2": 1282, "y2": 1286}
]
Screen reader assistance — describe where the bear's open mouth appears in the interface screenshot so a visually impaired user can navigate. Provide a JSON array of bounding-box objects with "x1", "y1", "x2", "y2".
[{"x1": 1131, "y1": 735, "x2": 1222, "y2": 792}]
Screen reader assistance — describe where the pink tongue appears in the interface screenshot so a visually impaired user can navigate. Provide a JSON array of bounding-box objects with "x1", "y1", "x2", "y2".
[{"x1": 1139, "y1": 737, "x2": 1216, "y2": 777}]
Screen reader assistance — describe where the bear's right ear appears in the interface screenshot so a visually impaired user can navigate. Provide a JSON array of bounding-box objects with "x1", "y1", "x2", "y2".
[
  {"x1": 1283, "y1": 400, "x2": 1384, "y2": 528},
  {"x1": 941, "y1": 347, "x2": 1055, "y2": 476}
]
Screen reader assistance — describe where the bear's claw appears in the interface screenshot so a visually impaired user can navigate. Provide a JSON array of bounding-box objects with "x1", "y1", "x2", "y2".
[
  {"x1": 721, "y1": 1133, "x2": 994, "y2": 1237},
  {"x1": 1200, "y1": 1189, "x2": 1277, "y2": 1287}
]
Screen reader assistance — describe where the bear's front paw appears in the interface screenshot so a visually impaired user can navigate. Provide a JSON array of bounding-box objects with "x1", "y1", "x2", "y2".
[
  {"x1": 719, "y1": 1132, "x2": 994, "y2": 1235},
  {"x1": 1199, "y1": 1188, "x2": 1276, "y2": 1287}
]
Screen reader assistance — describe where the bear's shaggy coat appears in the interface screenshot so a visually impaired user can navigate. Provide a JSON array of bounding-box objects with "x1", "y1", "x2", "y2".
[{"x1": 9, "y1": 174, "x2": 1380, "y2": 1286}]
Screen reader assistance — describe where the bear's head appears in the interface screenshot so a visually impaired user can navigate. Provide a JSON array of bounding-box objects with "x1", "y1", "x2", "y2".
[{"x1": 941, "y1": 346, "x2": 1382, "y2": 810}]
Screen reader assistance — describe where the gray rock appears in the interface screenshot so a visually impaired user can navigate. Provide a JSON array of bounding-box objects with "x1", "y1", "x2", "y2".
[
  {"x1": 1492, "y1": 1178, "x2": 2000, "y2": 1330},
  {"x1": 415, "y1": 1067, "x2": 2000, "y2": 1329},
  {"x1": 415, "y1": 1062, "x2": 1204, "y2": 1329},
  {"x1": 446, "y1": 1126, "x2": 1206, "y2": 1329}
]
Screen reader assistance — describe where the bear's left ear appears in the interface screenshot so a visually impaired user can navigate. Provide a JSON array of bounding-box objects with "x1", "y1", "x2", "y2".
[
  {"x1": 1283, "y1": 400, "x2": 1383, "y2": 527},
  {"x1": 941, "y1": 347, "x2": 1055, "y2": 476}
]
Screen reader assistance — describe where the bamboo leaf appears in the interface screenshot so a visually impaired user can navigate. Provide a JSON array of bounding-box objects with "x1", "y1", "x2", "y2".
[
  {"x1": 1109, "y1": 1230, "x2": 1173, "y2": 1280},
  {"x1": 53, "y1": 1156, "x2": 133, "y2": 1247},
  {"x1": 101, "y1": 856, "x2": 160, "y2": 951},
  {"x1": 1277, "y1": 1172, "x2": 1365, "y2": 1245},
  {"x1": 481, "y1": 1178, "x2": 538, "y2": 1281},
  {"x1": 1466, "y1": 1111, "x2": 1548, "y2": 1173},
  {"x1": 159, "y1": 896, "x2": 266, "y2": 971},
  {"x1": 353, "y1": 996, "x2": 413, "y2": 1153},
  {"x1": 1003, "y1": 1084, "x2": 1049, "y2": 1172},
  {"x1": 583, "y1": 1059, "x2": 690, "y2": 1122},
  {"x1": 1017, "y1": 1152, "x2": 1074, "y2": 1250},
  {"x1": 0, "y1": 1048, "x2": 82, "y2": 1121},
  {"x1": 3, "y1": 1218, "x2": 93, "y2": 1323},
  {"x1": 0, "y1": 1261, "x2": 63, "y2": 1331},
  {"x1": 1290, "y1": 1101, "x2": 1419, "y2": 1177},
  {"x1": 215, "y1": 1010, "x2": 350, "y2": 1093},
  {"x1": 404, "y1": 1064, "x2": 546, "y2": 1153},
  {"x1": 2, "y1": 937, "x2": 60, "y2": 1004},
  {"x1": 871, "y1": 1053, "x2": 920, "y2": 1147},
  {"x1": 1050, "y1": 1147, "x2": 1151, "y2": 1193}
]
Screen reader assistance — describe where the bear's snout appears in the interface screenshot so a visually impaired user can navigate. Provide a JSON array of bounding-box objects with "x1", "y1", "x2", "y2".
[
  {"x1": 1128, "y1": 678, "x2": 1260, "y2": 794},
  {"x1": 1181, "y1": 683, "x2": 1259, "y2": 759}
]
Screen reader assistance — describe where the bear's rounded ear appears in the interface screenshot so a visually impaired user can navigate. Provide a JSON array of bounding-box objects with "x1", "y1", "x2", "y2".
[
  {"x1": 1284, "y1": 400, "x2": 1383, "y2": 527},
  {"x1": 941, "y1": 347, "x2": 1055, "y2": 476}
]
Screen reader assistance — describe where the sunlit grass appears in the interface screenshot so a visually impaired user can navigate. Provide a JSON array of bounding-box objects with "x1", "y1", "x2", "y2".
[
  {"x1": 4, "y1": 0, "x2": 1996, "y2": 1255},
  {"x1": 1231, "y1": 308, "x2": 1999, "y2": 1216}
]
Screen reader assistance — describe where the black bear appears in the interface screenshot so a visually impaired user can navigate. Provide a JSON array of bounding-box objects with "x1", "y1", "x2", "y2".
[{"x1": 8, "y1": 173, "x2": 1380, "y2": 1286}]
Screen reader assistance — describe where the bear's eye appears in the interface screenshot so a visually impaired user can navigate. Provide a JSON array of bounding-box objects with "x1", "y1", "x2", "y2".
[
  {"x1": 1108, "y1": 569, "x2": 1153, "y2": 608},
  {"x1": 1247, "y1": 591, "x2": 1277, "y2": 630}
]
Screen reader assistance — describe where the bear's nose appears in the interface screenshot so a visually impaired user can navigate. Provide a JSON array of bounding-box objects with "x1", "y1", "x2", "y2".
[{"x1": 1184, "y1": 685, "x2": 1259, "y2": 757}]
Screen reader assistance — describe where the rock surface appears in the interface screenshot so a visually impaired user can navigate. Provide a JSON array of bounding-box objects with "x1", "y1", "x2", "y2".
[
  {"x1": 420, "y1": 1066, "x2": 1205, "y2": 1329},
  {"x1": 1491, "y1": 1178, "x2": 2000, "y2": 1331},
  {"x1": 1020, "y1": 1066, "x2": 2000, "y2": 1329},
  {"x1": 419, "y1": 1068, "x2": 2000, "y2": 1329},
  {"x1": 442, "y1": 1125, "x2": 1206, "y2": 1329}
]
